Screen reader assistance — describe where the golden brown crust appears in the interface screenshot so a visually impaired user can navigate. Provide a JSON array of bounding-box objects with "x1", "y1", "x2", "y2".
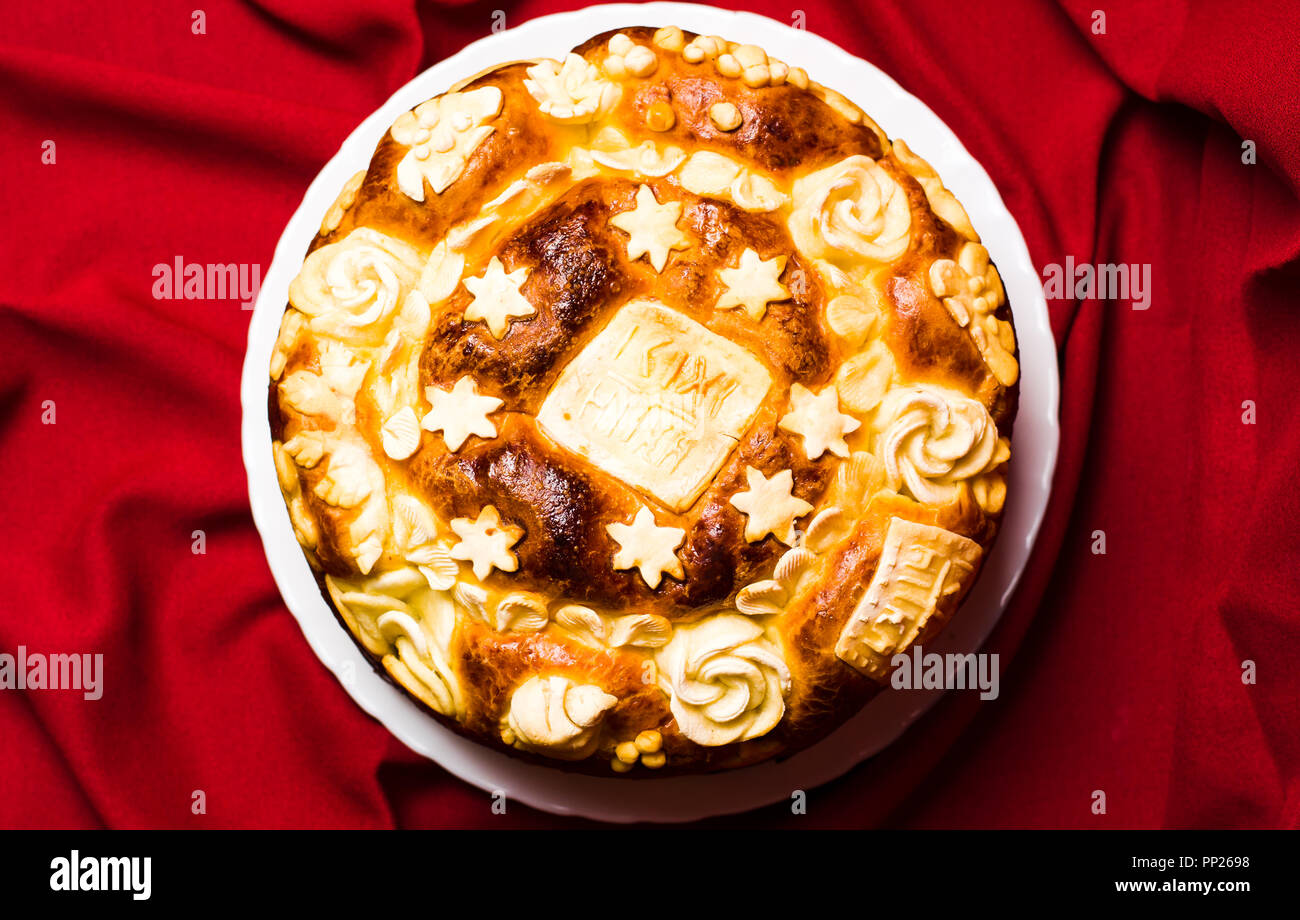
[
  {"x1": 268, "y1": 25, "x2": 1020, "y2": 775},
  {"x1": 418, "y1": 177, "x2": 836, "y2": 406},
  {"x1": 574, "y1": 28, "x2": 886, "y2": 173}
]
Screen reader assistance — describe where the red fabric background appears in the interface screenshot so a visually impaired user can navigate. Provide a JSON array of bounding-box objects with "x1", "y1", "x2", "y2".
[{"x1": 1, "y1": 0, "x2": 1297, "y2": 829}]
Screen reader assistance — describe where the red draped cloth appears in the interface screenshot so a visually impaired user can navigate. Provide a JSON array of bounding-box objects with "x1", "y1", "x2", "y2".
[{"x1": 1, "y1": 0, "x2": 1296, "y2": 828}]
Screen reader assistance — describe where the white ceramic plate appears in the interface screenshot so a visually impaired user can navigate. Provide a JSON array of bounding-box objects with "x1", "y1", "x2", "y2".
[{"x1": 241, "y1": 1, "x2": 1059, "y2": 823}]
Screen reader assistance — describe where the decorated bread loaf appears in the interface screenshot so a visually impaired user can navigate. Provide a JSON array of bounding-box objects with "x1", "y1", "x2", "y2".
[{"x1": 268, "y1": 25, "x2": 1018, "y2": 774}]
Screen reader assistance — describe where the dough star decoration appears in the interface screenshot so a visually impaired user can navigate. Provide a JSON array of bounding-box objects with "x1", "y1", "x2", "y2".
[
  {"x1": 420, "y1": 376, "x2": 503, "y2": 451},
  {"x1": 716, "y1": 248, "x2": 789, "y2": 320},
  {"x1": 461, "y1": 255, "x2": 535, "y2": 339},
  {"x1": 728, "y1": 467, "x2": 815, "y2": 545},
  {"x1": 610, "y1": 184, "x2": 691, "y2": 272},
  {"x1": 606, "y1": 506, "x2": 687, "y2": 589}
]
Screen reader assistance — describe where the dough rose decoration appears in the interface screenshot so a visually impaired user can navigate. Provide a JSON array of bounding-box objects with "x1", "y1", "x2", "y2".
[
  {"x1": 269, "y1": 25, "x2": 1019, "y2": 775},
  {"x1": 874, "y1": 384, "x2": 1005, "y2": 505},
  {"x1": 789, "y1": 155, "x2": 911, "y2": 267},
  {"x1": 289, "y1": 229, "x2": 422, "y2": 346},
  {"x1": 503, "y1": 675, "x2": 618, "y2": 760},
  {"x1": 656, "y1": 614, "x2": 791, "y2": 746}
]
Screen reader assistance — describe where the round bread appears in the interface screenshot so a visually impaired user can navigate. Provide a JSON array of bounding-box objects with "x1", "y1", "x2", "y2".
[{"x1": 268, "y1": 25, "x2": 1019, "y2": 775}]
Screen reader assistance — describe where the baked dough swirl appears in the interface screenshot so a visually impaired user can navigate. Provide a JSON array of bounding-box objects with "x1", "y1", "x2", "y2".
[
  {"x1": 876, "y1": 384, "x2": 1000, "y2": 504},
  {"x1": 655, "y1": 614, "x2": 791, "y2": 747},
  {"x1": 288, "y1": 228, "x2": 421, "y2": 345},
  {"x1": 789, "y1": 155, "x2": 911, "y2": 265}
]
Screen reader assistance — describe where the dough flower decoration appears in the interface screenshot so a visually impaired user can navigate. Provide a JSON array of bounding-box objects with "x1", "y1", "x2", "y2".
[
  {"x1": 524, "y1": 54, "x2": 620, "y2": 124},
  {"x1": 389, "y1": 86, "x2": 504, "y2": 201},
  {"x1": 874, "y1": 384, "x2": 1004, "y2": 504},
  {"x1": 288, "y1": 228, "x2": 423, "y2": 346},
  {"x1": 449, "y1": 505, "x2": 523, "y2": 579},
  {"x1": 655, "y1": 614, "x2": 791, "y2": 746},
  {"x1": 606, "y1": 506, "x2": 686, "y2": 589},
  {"x1": 462, "y1": 255, "x2": 535, "y2": 339},
  {"x1": 789, "y1": 155, "x2": 911, "y2": 266},
  {"x1": 778, "y1": 383, "x2": 860, "y2": 459},
  {"x1": 421, "y1": 376, "x2": 503, "y2": 452}
]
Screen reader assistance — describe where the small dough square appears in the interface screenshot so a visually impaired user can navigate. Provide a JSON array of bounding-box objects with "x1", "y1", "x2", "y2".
[{"x1": 537, "y1": 300, "x2": 771, "y2": 511}]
